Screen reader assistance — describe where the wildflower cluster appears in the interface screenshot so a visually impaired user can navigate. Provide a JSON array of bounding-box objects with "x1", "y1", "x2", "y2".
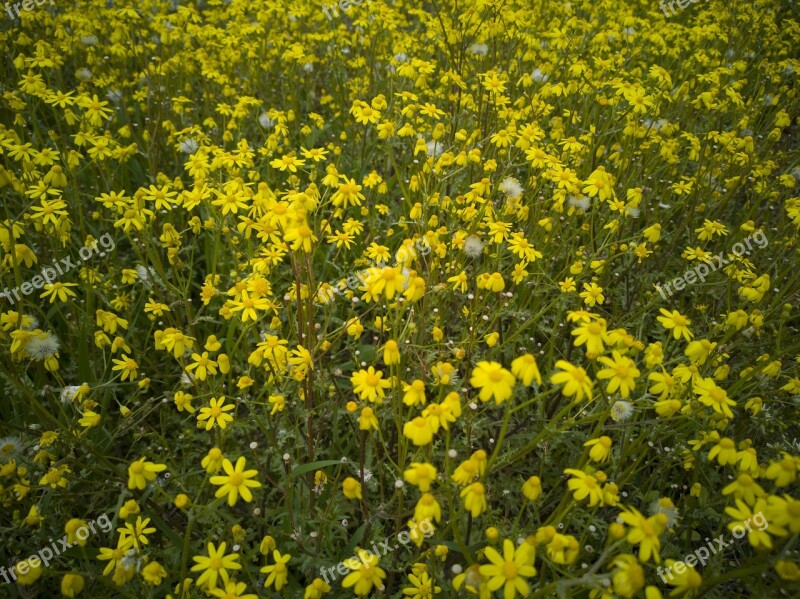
[{"x1": 0, "y1": 0, "x2": 799, "y2": 597}]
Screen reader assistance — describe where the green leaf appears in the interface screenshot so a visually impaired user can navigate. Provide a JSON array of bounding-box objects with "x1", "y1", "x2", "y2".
[
  {"x1": 339, "y1": 520, "x2": 368, "y2": 561},
  {"x1": 290, "y1": 459, "x2": 343, "y2": 478},
  {"x1": 357, "y1": 344, "x2": 377, "y2": 362}
]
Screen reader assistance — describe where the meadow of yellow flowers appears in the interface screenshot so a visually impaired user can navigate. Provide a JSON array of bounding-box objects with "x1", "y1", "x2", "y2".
[{"x1": 0, "y1": 0, "x2": 799, "y2": 597}]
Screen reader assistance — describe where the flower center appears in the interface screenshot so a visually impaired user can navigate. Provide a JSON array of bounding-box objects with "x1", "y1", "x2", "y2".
[{"x1": 502, "y1": 562, "x2": 519, "y2": 579}]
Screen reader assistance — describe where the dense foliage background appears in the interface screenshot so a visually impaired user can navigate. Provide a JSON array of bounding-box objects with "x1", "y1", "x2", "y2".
[{"x1": 0, "y1": 0, "x2": 799, "y2": 597}]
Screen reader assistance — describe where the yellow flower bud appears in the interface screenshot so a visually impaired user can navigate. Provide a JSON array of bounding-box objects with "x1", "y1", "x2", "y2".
[{"x1": 609, "y1": 522, "x2": 626, "y2": 539}]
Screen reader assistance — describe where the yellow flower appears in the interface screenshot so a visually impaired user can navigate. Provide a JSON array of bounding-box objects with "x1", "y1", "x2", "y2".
[
  {"x1": 141, "y1": 561, "x2": 167, "y2": 585},
  {"x1": 357, "y1": 406, "x2": 378, "y2": 430},
  {"x1": 765, "y1": 494, "x2": 800, "y2": 535},
  {"x1": 584, "y1": 436, "x2": 613, "y2": 463},
  {"x1": 261, "y1": 550, "x2": 291, "y2": 591},
  {"x1": 551, "y1": 360, "x2": 593, "y2": 403},
  {"x1": 118, "y1": 516, "x2": 156, "y2": 549},
  {"x1": 657, "y1": 309, "x2": 693, "y2": 341},
  {"x1": 403, "y1": 417, "x2": 434, "y2": 446},
  {"x1": 765, "y1": 452, "x2": 797, "y2": 487},
  {"x1": 288, "y1": 345, "x2": 313, "y2": 378},
  {"x1": 174, "y1": 391, "x2": 195, "y2": 414},
  {"x1": 65, "y1": 518, "x2": 89, "y2": 546},
  {"x1": 202, "y1": 447, "x2": 225, "y2": 473},
  {"x1": 460, "y1": 482, "x2": 487, "y2": 517},
  {"x1": 301, "y1": 146, "x2": 329, "y2": 162},
  {"x1": 127, "y1": 458, "x2": 167, "y2": 490},
  {"x1": 451, "y1": 458, "x2": 480, "y2": 486},
  {"x1": 579, "y1": 282, "x2": 605, "y2": 307},
  {"x1": 403, "y1": 462, "x2": 437, "y2": 492},
  {"x1": 479, "y1": 538, "x2": 537, "y2": 599},
  {"x1": 545, "y1": 532, "x2": 580, "y2": 564},
  {"x1": 618, "y1": 508, "x2": 668, "y2": 563},
  {"x1": 270, "y1": 154, "x2": 305, "y2": 172},
  {"x1": 342, "y1": 553, "x2": 387, "y2": 596},
  {"x1": 119, "y1": 499, "x2": 140, "y2": 519},
  {"x1": 229, "y1": 290, "x2": 273, "y2": 322},
  {"x1": 447, "y1": 271, "x2": 468, "y2": 292},
  {"x1": 268, "y1": 394, "x2": 285, "y2": 415},
  {"x1": 722, "y1": 474, "x2": 764, "y2": 505},
  {"x1": 453, "y1": 563, "x2": 489, "y2": 596},
  {"x1": 210, "y1": 580, "x2": 257, "y2": 599},
  {"x1": 470, "y1": 361, "x2": 516, "y2": 404},
  {"x1": 402, "y1": 379, "x2": 427, "y2": 406},
  {"x1": 197, "y1": 396, "x2": 235, "y2": 430},
  {"x1": 522, "y1": 476, "x2": 542, "y2": 500},
  {"x1": 260, "y1": 535, "x2": 276, "y2": 555},
  {"x1": 191, "y1": 542, "x2": 241, "y2": 590},
  {"x1": 305, "y1": 577, "x2": 332, "y2": 599},
  {"x1": 564, "y1": 469, "x2": 604, "y2": 507},
  {"x1": 404, "y1": 275, "x2": 426, "y2": 302},
  {"x1": 402, "y1": 570, "x2": 441, "y2": 597},
  {"x1": 111, "y1": 354, "x2": 138, "y2": 381},
  {"x1": 570, "y1": 318, "x2": 609, "y2": 356},
  {"x1": 342, "y1": 477, "x2": 362, "y2": 500},
  {"x1": 558, "y1": 277, "x2": 578, "y2": 293},
  {"x1": 661, "y1": 559, "x2": 702, "y2": 594},
  {"x1": 185, "y1": 351, "x2": 218, "y2": 381},
  {"x1": 643, "y1": 223, "x2": 661, "y2": 242},
  {"x1": 653, "y1": 398, "x2": 682, "y2": 418},
  {"x1": 351, "y1": 366, "x2": 391, "y2": 402},
  {"x1": 725, "y1": 499, "x2": 773, "y2": 549},
  {"x1": 692, "y1": 377, "x2": 736, "y2": 419},
  {"x1": 331, "y1": 176, "x2": 365, "y2": 207},
  {"x1": 40, "y1": 282, "x2": 78, "y2": 303},
  {"x1": 775, "y1": 561, "x2": 800, "y2": 582},
  {"x1": 383, "y1": 340, "x2": 401, "y2": 365},
  {"x1": 685, "y1": 339, "x2": 718, "y2": 365},
  {"x1": 210, "y1": 457, "x2": 262, "y2": 506},
  {"x1": 23, "y1": 505, "x2": 43, "y2": 527},
  {"x1": 609, "y1": 554, "x2": 645, "y2": 598},
  {"x1": 97, "y1": 539, "x2": 132, "y2": 577},
  {"x1": 61, "y1": 573, "x2": 84, "y2": 597},
  {"x1": 647, "y1": 369, "x2": 675, "y2": 399},
  {"x1": 414, "y1": 493, "x2": 442, "y2": 524},
  {"x1": 511, "y1": 354, "x2": 542, "y2": 386},
  {"x1": 707, "y1": 437, "x2": 738, "y2": 466},
  {"x1": 597, "y1": 351, "x2": 640, "y2": 398},
  {"x1": 78, "y1": 410, "x2": 101, "y2": 428},
  {"x1": 365, "y1": 266, "x2": 405, "y2": 300}
]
